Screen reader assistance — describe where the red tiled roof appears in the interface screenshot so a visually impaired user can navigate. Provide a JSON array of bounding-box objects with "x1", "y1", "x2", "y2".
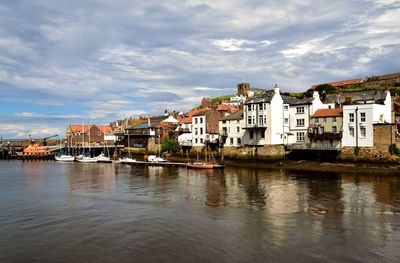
[
  {"x1": 312, "y1": 108, "x2": 343, "y2": 118},
  {"x1": 217, "y1": 104, "x2": 240, "y2": 113},
  {"x1": 311, "y1": 78, "x2": 364, "y2": 89},
  {"x1": 69, "y1": 124, "x2": 91, "y2": 133},
  {"x1": 97, "y1": 125, "x2": 114, "y2": 135},
  {"x1": 179, "y1": 109, "x2": 205, "y2": 124}
]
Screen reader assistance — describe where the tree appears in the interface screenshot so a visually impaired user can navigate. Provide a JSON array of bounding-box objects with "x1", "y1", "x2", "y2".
[{"x1": 161, "y1": 139, "x2": 181, "y2": 153}]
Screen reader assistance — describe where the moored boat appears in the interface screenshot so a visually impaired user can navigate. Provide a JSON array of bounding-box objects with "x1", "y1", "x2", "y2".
[
  {"x1": 187, "y1": 162, "x2": 215, "y2": 169},
  {"x1": 55, "y1": 155, "x2": 75, "y2": 162},
  {"x1": 96, "y1": 153, "x2": 112, "y2": 163},
  {"x1": 77, "y1": 155, "x2": 98, "y2": 163}
]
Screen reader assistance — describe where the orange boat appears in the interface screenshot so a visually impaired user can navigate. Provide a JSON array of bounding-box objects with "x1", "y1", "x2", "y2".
[
  {"x1": 19, "y1": 144, "x2": 51, "y2": 156},
  {"x1": 187, "y1": 162, "x2": 215, "y2": 169}
]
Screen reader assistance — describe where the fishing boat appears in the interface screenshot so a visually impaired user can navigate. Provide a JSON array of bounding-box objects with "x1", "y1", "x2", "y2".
[{"x1": 187, "y1": 147, "x2": 224, "y2": 169}]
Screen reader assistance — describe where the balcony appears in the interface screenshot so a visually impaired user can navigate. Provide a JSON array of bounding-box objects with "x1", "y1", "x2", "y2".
[{"x1": 308, "y1": 131, "x2": 342, "y2": 141}]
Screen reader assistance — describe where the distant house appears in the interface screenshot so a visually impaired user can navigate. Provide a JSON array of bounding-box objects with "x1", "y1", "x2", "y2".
[{"x1": 192, "y1": 109, "x2": 225, "y2": 147}]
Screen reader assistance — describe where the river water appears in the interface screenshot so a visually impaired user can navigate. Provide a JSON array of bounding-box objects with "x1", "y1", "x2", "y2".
[{"x1": 0, "y1": 160, "x2": 399, "y2": 262}]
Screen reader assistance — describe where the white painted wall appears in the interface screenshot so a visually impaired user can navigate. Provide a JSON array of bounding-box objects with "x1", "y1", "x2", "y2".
[
  {"x1": 219, "y1": 118, "x2": 245, "y2": 147},
  {"x1": 192, "y1": 116, "x2": 206, "y2": 146}
]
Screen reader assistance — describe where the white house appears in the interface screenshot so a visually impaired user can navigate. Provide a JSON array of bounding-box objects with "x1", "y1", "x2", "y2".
[
  {"x1": 289, "y1": 91, "x2": 327, "y2": 144},
  {"x1": 341, "y1": 90, "x2": 391, "y2": 147},
  {"x1": 192, "y1": 114, "x2": 207, "y2": 147},
  {"x1": 242, "y1": 85, "x2": 299, "y2": 146},
  {"x1": 219, "y1": 110, "x2": 244, "y2": 147}
]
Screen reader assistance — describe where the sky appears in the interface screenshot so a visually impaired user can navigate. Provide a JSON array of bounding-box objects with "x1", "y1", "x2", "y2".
[{"x1": 0, "y1": 0, "x2": 399, "y2": 139}]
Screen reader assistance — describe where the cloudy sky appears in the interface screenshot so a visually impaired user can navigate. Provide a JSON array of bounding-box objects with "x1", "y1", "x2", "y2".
[{"x1": 0, "y1": 0, "x2": 399, "y2": 138}]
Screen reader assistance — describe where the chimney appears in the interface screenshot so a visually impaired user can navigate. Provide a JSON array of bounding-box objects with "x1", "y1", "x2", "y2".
[
  {"x1": 313, "y1": 91, "x2": 320, "y2": 100},
  {"x1": 344, "y1": 93, "x2": 352, "y2": 105},
  {"x1": 273, "y1": 84, "x2": 279, "y2": 94}
]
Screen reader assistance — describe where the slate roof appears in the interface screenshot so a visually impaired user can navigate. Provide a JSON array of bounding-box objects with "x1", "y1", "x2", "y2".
[
  {"x1": 287, "y1": 97, "x2": 311, "y2": 105},
  {"x1": 221, "y1": 110, "x2": 243, "y2": 121},
  {"x1": 245, "y1": 91, "x2": 299, "y2": 105},
  {"x1": 325, "y1": 90, "x2": 388, "y2": 104}
]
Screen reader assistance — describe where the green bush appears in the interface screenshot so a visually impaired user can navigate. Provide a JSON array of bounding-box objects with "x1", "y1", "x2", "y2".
[
  {"x1": 389, "y1": 144, "x2": 400, "y2": 155},
  {"x1": 161, "y1": 139, "x2": 181, "y2": 153}
]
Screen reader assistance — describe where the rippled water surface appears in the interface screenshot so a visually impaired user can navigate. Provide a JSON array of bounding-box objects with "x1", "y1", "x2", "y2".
[{"x1": 1, "y1": 160, "x2": 400, "y2": 262}]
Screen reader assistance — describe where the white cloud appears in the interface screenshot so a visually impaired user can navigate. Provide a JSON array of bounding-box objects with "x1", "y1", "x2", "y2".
[{"x1": 211, "y1": 39, "x2": 273, "y2": 51}]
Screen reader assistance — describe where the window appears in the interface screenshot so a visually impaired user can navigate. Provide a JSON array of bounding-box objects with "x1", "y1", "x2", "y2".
[
  {"x1": 195, "y1": 138, "x2": 198, "y2": 144},
  {"x1": 237, "y1": 138, "x2": 241, "y2": 145},
  {"x1": 252, "y1": 116, "x2": 255, "y2": 125},
  {"x1": 284, "y1": 118, "x2": 289, "y2": 124},
  {"x1": 360, "y1": 127, "x2": 366, "y2": 138},
  {"x1": 360, "y1": 112, "x2": 366, "y2": 122},
  {"x1": 259, "y1": 115, "x2": 264, "y2": 126},
  {"x1": 323, "y1": 117, "x2": 326, "y2": 123},
  {"x1": 249, "y1": 130, "x2": 254, "y2": 139},
  {"x1": 260, "y1": 130, "x2": 265, "y2": 139},
  {"x1": 315, "y1": 117, "x2": 319, "y2": 123},
  {"x1": 318, "y1": 126, "x2": 324, "y2": 134},
  {"x1": 296, "y1": 119, "x2": 305, "y2": 127},
  {"x1": 332, "y1": 126, "x2": 337, "y2": 133},
  {"x1": 247, "y1": 116, "x2": 252, "y2": 125},
  {"x1": 296, "y1": 132, "x2": 305, "y2": 142},
  {"x1": 284, "y1": 105, "x2": 289, "y2": 111},
  {"x1": 247, "y1": 104, "x2": 251, "y2": 111},
  {"x1": 230, "y1": 138, "x2": 234, "y2": 145},
  {"x1": 328, "y1": 105, "x2": 332, "y2": 109},
  {"x1": 200, "y1": 138, "x2": 203, "y2": 143},
  {"x1": 332, "y1": 117, "x2": 336, "y2": 123},
  {"x1": 296, "y1": 107, "x2": 304, "y2": 114},
  {"x1": 195, "y1": 128, "x2": 198, "y2": 135},
  {"x1": 349, "y1": 127, "x2": 354, "y2": 137},
  {"x1": 259, "y1": 103, "x2": 263, "y2": 110},
  {"x1": 349, "y1": 113, "x2": 354, "y2": 123},
  {"x1": 222, "y1": 120, "x2": 226, "y2": 124},
  {"x1": 263, "y1": 103, "x2": 267, "y2": 110},
  {"x1": 195, "y1": 118, "x2": 198, "y2": 124},
  {"x1": 200, "y1": 128, "x2": 203, "y2": 135},
  {"x1": 200, "y1": 117, "x2": 203, "y2": 124},
  {"x1": 236, "y1": 126, "x2": 240, "y2": 133},
  {"x1": 97, "y1": 131, "x2": 102, "y2": 136}
]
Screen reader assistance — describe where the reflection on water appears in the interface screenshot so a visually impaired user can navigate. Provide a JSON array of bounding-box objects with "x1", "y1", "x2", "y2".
[{"x1": 0, "y1": 160, "x2": 400, "y2": 262}]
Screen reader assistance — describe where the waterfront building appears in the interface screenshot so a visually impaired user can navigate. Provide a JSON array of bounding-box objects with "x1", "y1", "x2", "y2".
[
  {"x1": 66, "y1": 124, "x2": 115, "y2": 146},
  {"x1": 219, "y1": 110, "x2": 244, "y2": 147},
  {"x1": 192, "y1": 110, "x2": 223, "y2": 147},
  {"x1": 289, "y1": 91, "x2": 327, "y2": 145},
  {"x1": 341, "y1": 90, "x2": 391, "y2": 147},
  {"x1": 308, "y1": 108, "x2": 343, "y2": 149},
  {"x1": 242, "y1": 85, "x2": 298, "y2": 146}
]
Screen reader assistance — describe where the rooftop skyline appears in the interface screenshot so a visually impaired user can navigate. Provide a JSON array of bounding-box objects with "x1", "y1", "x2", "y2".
[{"x1": 1, "y1": 0, "x2": 399, "y2": 138}]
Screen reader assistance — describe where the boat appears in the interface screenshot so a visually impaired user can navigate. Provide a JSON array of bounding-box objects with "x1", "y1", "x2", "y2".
[
  {"x1": 187, "y1": 147, "x2": 224, "y2": 169},
  {"x1": 55, "y1": 154, "x2": 75, "y2": 162},
  {"x1": 77, "y1": 155, "x2": 98, "y2": 163},
  {"x1": 187, "y1": 162, "x2": 215, "y2": 169},
  {"x1": 116, "y1": 157, "x2": 137, "y2": 164},
  {"x1": 148, "y1": 155, "x2": 167, "y2": 162},
  {"x1": 16, "y1": 144, "x2": 54, "y2": 160},
  {"x1": 96, "y1": 153, "x2": 112, "y2": 163}
]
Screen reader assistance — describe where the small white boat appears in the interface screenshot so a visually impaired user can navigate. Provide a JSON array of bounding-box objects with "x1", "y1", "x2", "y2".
[
  {"x1": 96, "y1": 153, "x2": 112, "y2": 163},
  {"x1": 77, "y1": 156, "x2": 98, "y2": 163},
  {"x1": 148, "y1": 155, "x2": 167, "y2": 162},
  {"x1": 116, "y1": 157, "x2": 137, "y2": 164},
  {"x1": 55, "y1": 155, "x2": 75, "y2": 162}
]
